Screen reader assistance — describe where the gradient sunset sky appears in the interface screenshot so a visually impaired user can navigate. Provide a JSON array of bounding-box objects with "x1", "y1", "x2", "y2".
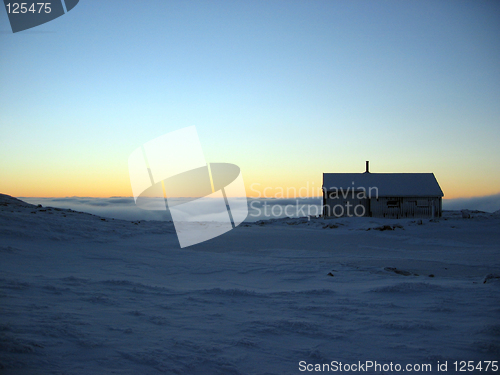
[{"x1": 1, "y1": 0, "x2": 499, "y2": 199}]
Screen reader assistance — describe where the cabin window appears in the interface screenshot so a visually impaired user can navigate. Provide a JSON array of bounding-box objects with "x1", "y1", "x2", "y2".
[{"x1": 417, "y1": 200, "x2": 429, "y2": 207}]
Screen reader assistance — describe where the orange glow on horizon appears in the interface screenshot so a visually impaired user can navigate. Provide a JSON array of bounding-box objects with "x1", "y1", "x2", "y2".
[{"x1": 2, "y1": 167, "x2": 498, "y2": 200}]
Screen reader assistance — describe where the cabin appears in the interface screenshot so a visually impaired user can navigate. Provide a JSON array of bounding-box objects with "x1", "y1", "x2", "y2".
[{"x1": 322, "y1": 162, "x2": 444, "y2": 219}]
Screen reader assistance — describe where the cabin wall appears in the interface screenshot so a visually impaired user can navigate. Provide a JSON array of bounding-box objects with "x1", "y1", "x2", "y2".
[
  {"x1": 322, "y1": 190, "x2": 370, "y2": 217},
  {"x1": 370, "y1": 196, "x2": 442, "y2": 218},
  {"x1": 322, "y1": 192, "x2": 442, "y2": 219}
]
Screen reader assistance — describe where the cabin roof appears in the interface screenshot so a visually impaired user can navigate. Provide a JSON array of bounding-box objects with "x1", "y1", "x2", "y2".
[{"x1": 322, "y1": 173, "x2": 444, "y2": 197}]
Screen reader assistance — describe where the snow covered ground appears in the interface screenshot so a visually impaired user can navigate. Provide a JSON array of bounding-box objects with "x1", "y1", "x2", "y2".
[{"x1": 1, "y1": 193, "x2": 499, "y2": 374}]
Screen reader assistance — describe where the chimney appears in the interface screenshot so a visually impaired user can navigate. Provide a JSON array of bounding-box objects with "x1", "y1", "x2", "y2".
[{"x1": 365, "y1": 161, "x2": 370, "y2": 173}]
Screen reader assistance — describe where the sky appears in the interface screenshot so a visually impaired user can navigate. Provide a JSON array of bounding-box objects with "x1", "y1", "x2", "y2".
[{"x1": 1, "y1": 0, "x2": 499, "y2": 199}]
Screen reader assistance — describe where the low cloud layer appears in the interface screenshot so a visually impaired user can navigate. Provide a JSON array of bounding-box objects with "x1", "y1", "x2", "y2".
[
  {"x1": 442, "y1": 193, "x2": 500, "y2": 212},
  {"x1": 20, "y1": 197, "x2": 172, "y2": 222},
  {"x1": 18, "y1": 194, "x2": 500, "y2": 222}
]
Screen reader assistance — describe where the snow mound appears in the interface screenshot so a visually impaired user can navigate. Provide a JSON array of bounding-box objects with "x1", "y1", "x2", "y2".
[
  {"x1": 200, "y1": 288, "x2": 266, "y2": 297},
  {"x1": 371, "y1": 282, "x2": 444, "y2": 293},
  {"x1": 0, "y1": 193, "x2": 36, "y2": 208},
  {"x1": 0, "y1": 193, "x2": 176, "y2": 241},
  {"x1": 384, "y1": 267, "x2": 418, "y2": 276},
  {"x1": 482, "y1": 274, "x2": 500, "y2": 284},
  {"x1": 381, "y1": 320, "x2": 440, "y2": 331}
]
